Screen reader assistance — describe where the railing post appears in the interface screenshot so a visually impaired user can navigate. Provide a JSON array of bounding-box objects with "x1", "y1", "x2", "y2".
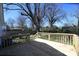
[
  {"x1": 73, "y1": 35, "x2": 76, "y2": 47},
  {"x1": 73, "y1": 35, "x2": 79, "y2": 55}
]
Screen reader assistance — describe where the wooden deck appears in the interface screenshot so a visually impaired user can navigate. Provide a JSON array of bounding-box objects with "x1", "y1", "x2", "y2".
[
  {"x1": 0, "y1": 40, "x2": 66, "y2": 56},
  {"x1": 35, "y1": 38, "x2": 77, "y2": 56}
]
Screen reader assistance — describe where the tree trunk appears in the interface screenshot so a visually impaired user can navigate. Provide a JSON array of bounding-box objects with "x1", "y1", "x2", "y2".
[
  {"x1": 49, "y1": 21, "x2": 53, "y2": 32},
  {"x1": 36, "y1": 24, "x2": 40, "y2": 32}
]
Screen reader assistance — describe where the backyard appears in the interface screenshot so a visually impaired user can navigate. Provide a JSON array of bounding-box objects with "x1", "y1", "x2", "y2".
[{"x1": 0, "y1": 3, "x2": 79, "y2": 56}]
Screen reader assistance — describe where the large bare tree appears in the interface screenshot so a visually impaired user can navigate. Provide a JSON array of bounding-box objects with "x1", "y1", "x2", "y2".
[
  {"x1": 4, "y1": 3, "x2": 46, "y2": 32},
  {"x1": 4, "y1": 3, "x2": 66, "y2": 32},
  {"x1": 46, "y1": 4, "x2": 66, "y2": 28}
]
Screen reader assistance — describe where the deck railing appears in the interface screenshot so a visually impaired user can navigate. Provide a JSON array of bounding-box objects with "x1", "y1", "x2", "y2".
[{"x1": 31, "y1": 32, "x2": 79, "y2": 55}]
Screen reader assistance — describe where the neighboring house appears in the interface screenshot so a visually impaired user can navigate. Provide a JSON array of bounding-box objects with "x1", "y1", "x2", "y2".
[{"x1": 62, "y1": 25, "x2": 77, "y2": 34}]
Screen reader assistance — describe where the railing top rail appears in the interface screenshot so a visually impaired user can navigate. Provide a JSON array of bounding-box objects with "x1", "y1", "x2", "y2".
[{"x1": 37, "y1": 32, "x2": 75, "y2": 36}]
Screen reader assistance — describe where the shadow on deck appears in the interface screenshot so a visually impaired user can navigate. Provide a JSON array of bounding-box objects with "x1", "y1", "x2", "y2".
[{"x1": 0, "y1": 41, "x2": 66, "y2": 56}]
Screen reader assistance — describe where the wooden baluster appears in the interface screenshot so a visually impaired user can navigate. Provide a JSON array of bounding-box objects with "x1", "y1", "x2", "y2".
[
  {"x1": 71, "y1": 35, "x2": 73, "y2": 45},
  {"x1": 70, "y1": 35, "x2": 72, "y2": 45},
  {"x1": 63, "y1": 35, "x2": 65, "y2": 44},
  {"x1": 67, "y1": 36, "x2": 69, "y2": 44},
  {"x1": 56, "y1": 35, "x2": 58, "y2": 42},
  {"x1": 48, "y1": 34, "x2": 50, "y2": 41},
  {"x1": 57, "y1": 35, "x2": 59, "y2": 42},
  {"x1": 58, "y1": 35, "x2": 59, "y2": 42},
  {"x1": 54, "y1": 35, "x2": 55, "y2": 41},
  {"x1": 64, "y1": 35, "x2": 66, "y2": 44},
  {"x1": 63, "y1": 35, "x2": 64, "y2": 43},
  {"x1": 69, "y1": 36, "x2": 70, "y2": 45},
  {"x1": 62, "y1": 35, "x2": 64, "y2": 43},
  {"x1": 51, "y1": 34, "x2": 53, "y2": 41},
  {"x1": 55, "y1": 35, "x2": 57, "y2": 42},
  {"x1": 59, "y1": 35, "x2": 61, "y2": 43},
  {"x1": 71, "y1": 36, "x2": 73, "y2": 45},
  {"x1": 68, "y1": 36, "x2": 70, "y2": 45},
  {"x1": 66, "y1": 35, "x2": 67, "y2": 44},
  {"x1": 53, "y1": 35, "x2": 55, "y2": 41},
  {"x1": 58, "y1": 35, "x2": 60, "y2": 42},
  {"x1": 66, "y1": 35, "x2": 68, "y2": 45},
  {"x1": 69, "y1": 35, "x2": 71, "y2": 45},
  {"x1": 61, "y1": 35, "x2": 62, "y2": 43},
  {"x1": 66, "y1": 36, "x2": 68, "y2": 44},
  {"x1": 60, "y1": 35, "x2": 62, "y2": 43},
  {"x1": 50, "y1": 34, "x2": 53, "y2": 41}
]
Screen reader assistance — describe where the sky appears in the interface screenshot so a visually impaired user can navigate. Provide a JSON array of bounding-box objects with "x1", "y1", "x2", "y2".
[
  {"x1": 54, "y1": 3, "x2": 78, "y2": 27},
  {"x1": 3, "y1": 3, "x2": 78, "y2": 28}
]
